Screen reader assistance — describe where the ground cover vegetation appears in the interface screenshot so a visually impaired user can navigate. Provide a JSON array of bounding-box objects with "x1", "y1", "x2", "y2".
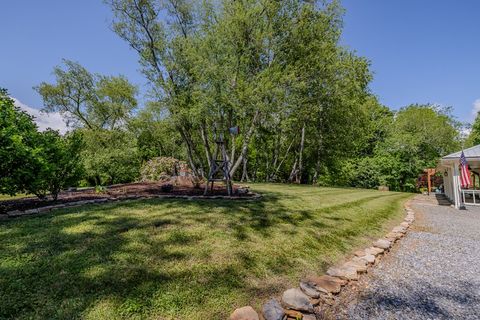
[
  {"x1": 1, "y1": 0, "x2": 466, "y2": 199},
  {"x1": 0, "y1": 184, "x2": 411, "y2": 319}
]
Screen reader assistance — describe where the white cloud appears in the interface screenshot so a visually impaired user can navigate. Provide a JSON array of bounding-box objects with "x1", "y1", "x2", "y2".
[
  {"x1": 471, "y1": 99, "x2": 480, "y2": 117},
  {"x1": 12, "y1": 97, "x2": 68, "y2": 134},
  {"x1": 460, "y1": 127, "x2": 471, "y2": 138}
]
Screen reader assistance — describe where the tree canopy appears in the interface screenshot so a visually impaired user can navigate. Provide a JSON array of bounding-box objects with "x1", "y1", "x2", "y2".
[
  {"x1": 106, "y1": 0, "x2": 373, "y2": 181},
  {"x1": 36, "y1": 59, "x2": 138, "y2": 130},
  {"x1": 3, "y1": 0, "x2": 462, "y2": 196},
  {"x1": 0, "y1": 89, "x2": 83, "y2": 198},
  {"x1": 466, "y1": 112, "x2": 480, "y2": 147}
]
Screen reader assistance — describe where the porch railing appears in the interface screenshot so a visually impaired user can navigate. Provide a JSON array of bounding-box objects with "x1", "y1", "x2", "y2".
[{"x1": 461, "y1": 189, "x2": 480, "y2": 206}]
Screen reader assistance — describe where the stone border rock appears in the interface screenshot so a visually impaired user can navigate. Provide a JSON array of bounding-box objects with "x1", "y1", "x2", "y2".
[
  {"x1": 229, "y1": 199, "x2": 416, "y2": 320},
  {"x1": 0, "y1": 193, "x2": 262, "y2": 220}
]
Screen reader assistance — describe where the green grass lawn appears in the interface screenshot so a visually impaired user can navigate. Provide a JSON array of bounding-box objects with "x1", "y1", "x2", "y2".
[{"x1": 0, "y1": 184, "x2": 411, "y2": 319}]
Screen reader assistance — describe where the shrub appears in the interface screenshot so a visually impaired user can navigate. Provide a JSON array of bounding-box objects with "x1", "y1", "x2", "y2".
[
  {"x1": 0, "y1": 89, "x2": 83, "y2": 200},
  {"x1": 95, "y1": 185, "x2": 107, "y2": 194},
  {"x1": 140, "y1": 157, "x2": 182, "y2": 182},
  {"x1": 28, "y1": 130, "x2": 84, "y2": 200},
  {"x1": 81, "y1": 129, "x2": 140, "y2": 185},
  {"x1": 0, "y1": 89, "x2": 40, "y2": 196}
]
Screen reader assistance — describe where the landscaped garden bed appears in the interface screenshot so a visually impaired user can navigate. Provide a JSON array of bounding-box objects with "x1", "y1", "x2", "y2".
[{"x1": 0, "y1": 181, "x2": 254, "y2": 214}]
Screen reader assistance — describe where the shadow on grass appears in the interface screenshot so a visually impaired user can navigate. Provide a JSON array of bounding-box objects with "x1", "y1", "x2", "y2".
[{"x1": 0, "y1": 189, "x2": 407, "y2": 319}]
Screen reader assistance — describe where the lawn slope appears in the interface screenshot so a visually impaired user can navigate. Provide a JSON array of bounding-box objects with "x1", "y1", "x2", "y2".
[{"x1": 0, "y1": 184, "x2": 411, "y2": 319}]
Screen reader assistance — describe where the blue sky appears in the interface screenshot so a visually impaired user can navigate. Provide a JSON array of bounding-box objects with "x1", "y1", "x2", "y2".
[{"x1": 1, "y1": 0, "x2": 479, "y2": 129}]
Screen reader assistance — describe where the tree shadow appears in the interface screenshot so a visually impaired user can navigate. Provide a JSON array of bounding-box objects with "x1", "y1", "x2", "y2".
[{"x1": 0, "y1": 189, "x2": 405, "y2": 319}]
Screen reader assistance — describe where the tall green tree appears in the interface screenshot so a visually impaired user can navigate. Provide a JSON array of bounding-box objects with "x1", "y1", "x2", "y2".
[
  {"x1": 30, "y1": 130, "x2": 84, "y2": 200},
  {"x1": 0, "y1": 88, "x2": 84, "y2": 198},
  {"x1": 0, "y1": 89, "x2": 41, "y2": 195},
  {"x1": 372, "y1": 104, "x2": 459, "y2": 191},
  {"x1": 128, "y1": 102, "x2": 184, "y2": 161},
  {"x1": 466, "y1": 112, "x2": 480, "y2": 147},
  {"x1": 81, "y1": 129, "x2": 140, "y2": 185},
  {"x1": 36, "y1": 60, "x2": 138, "y2": 130},
  {"x1": 107, "y1": 0, "x2": 373, "y2": 182}
]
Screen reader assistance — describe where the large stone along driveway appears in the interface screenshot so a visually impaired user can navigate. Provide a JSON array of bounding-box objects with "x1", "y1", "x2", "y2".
[{"x1": 346, "y1": 195, "x2": 480, "y2": 320}]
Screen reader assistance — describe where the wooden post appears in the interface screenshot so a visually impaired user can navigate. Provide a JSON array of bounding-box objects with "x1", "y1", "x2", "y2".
[
  {"x1": 424, "y1": 168, "x2": 436, "y2": 195},
  {"x1": 427, "y1": 170, "x2": 432, "y2": 195}
]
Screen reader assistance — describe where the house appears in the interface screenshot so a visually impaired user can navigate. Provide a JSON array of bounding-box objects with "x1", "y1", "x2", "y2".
[{"x1": 438, "y1": 144, "x2": 480, "y2": 209}]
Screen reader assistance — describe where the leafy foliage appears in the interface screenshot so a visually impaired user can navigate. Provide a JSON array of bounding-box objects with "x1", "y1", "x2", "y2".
[
  {"x1": 107, "y1": 0, "x2": 373, "y2": 181},
  {"x1": 0, "y1": 89, "x2": 83, "y2": 198},
  {"x1": 28, "y1": 130, "x2": 84, "y2": 200},
  {"x1": 466, "y1": 112, "x2": 480, "y2": 147},
  {"x1": 29, "y1": 1, "x2": 463, "y2": 192},
  {"x1": 80, "y1": 129, "x2": 140, "y2": 186},
  {"x1": 331, "y1": 104, "x2": 460, "y2": 191},
  {"x1": 36, "y1": 59, "x2": 137, "y2": 130},
  {"x1": 140, "y1": 157, "x2": 181, "y2": 182},
  {"x1": 0, "y1": 89, "x2": 41, "y2": 195}
]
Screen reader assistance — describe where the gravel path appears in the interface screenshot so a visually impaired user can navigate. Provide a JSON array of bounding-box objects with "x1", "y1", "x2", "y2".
[{"x1": 346, "y1": 195, "x2": 480, "y2": 320}]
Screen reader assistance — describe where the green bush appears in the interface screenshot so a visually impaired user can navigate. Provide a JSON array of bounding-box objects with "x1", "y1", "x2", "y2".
[
  {"x1": 81, "y1": 129, "x2": 140, "y2": 185},
  {"x1": 28, "y1": 130, "x2": 84, "y2": 200},
  {"x1": 0, "y1": 88, "x2": 83, "y2": 199},
  {"x1": 0, "y1": 89, "x2": 41, "y2": 196},
  {"x1": 140, "y1": 157, "x2": 181, "y2": 182}
]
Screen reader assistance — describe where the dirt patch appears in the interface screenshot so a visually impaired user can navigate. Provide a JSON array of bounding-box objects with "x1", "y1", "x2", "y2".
[{"x1": 0, "y1": 181, "x2": 252, "y2": 214}]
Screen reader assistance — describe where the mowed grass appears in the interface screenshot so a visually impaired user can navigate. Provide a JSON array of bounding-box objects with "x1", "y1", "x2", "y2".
[{"x1": 0, "y1": 184, "x2": 411, "y2": 319}]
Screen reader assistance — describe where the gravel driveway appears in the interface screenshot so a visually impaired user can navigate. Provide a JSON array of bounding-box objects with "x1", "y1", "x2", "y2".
[{"x1": 345, "y1": 195, "x2": 480, "y2": 320}]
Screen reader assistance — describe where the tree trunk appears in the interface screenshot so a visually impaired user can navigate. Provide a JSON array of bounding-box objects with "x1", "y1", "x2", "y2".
[
  {"x1": 178, "y1": 126, "x2": 202, "y2": 178},
  {"x1": 296, "y1": 123, "x2": 306, "y2": 183},
  {"x1": 240, "y1": 157, "x2": 249, "y2": 182},
  {"x1": 268, "y1": 132, "x2": 281, "y2": 181},
  {"x1": 271, "y1": 137, "x2": 295, "y2": 182},
  {"x1": 289, "y1": 157, "x2": 298, "y2": 183},
  {"x1": 313, "y1": 147, "x2": 321, "y2": 185},
  {"x1": 200, "y1": 123, "x2": 213, "y2": 169},
  {"x1": 229, "y1": 110, "x2": 259, "y2": 177},
  {"x1": 230, "y1": 135, "x2": 236, "y2": 165}
]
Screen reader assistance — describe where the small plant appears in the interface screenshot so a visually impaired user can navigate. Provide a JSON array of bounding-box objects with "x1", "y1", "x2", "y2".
[
  {"x1": 95, "y1": 185, "x2": 107, "y2": 194},
  {"x1": 161, "y1": 183, "x2": 174, "y2": 193}
]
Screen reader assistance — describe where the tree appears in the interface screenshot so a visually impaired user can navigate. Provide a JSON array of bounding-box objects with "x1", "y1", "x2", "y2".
[
  {"x1": 466, "y1": 112, "x2": 480, "y2": 147},
  {"x1": 128, "y1": 102, "x2": 184, "y2": 161},
  {"x1": 107, "y1": 0, "x2": 373, "y2": 183},
  {"x1": 0, "y1": 89, "x2": 41, "y2": 195},
  {"x1": 36, "y1": 60, "x2": 138, "y2": 130},
  {"x1": 81, "y1": 129, "x2": 140, "y2": 185},
  {"x1": 29, "y1": 130, "x2": 84, "y2": 200},
  {"x1": 372, "y1": 104, "x2": 460, "y2": 191},
  {"x1": 0, "y1": 88, "x2": 84, "y2": 199}
]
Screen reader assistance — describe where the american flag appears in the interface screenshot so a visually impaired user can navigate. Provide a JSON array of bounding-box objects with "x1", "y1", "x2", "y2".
[{"x1": 460, "y1": 151, "x2": 472, "y2": 188}]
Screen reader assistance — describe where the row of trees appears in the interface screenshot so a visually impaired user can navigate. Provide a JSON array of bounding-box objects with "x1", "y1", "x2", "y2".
[
  {"x1": 1, "y1": 1, "x2": 466, "y2": 197},
  {"x1": 0, "y1": 90, "x2": 83, "y2": 199}
]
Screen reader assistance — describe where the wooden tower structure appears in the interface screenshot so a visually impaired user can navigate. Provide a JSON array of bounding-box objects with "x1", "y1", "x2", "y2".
[{"x1": 204, "y1": 133, "x2": 233, "y2": 196}]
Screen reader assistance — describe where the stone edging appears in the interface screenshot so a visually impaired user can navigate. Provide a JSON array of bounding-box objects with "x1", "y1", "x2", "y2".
[
  {"x1": 0, "y1": 193, "x2": 262, "y2": 220},
  {"x1": 229, "y1": 199, "x2": 416, "y2": 320}
]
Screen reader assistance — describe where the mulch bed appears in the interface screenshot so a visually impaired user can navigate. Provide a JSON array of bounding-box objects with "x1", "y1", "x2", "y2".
[{"x1": 0, "y1": 181, "x2": 252, "y2": 214}]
